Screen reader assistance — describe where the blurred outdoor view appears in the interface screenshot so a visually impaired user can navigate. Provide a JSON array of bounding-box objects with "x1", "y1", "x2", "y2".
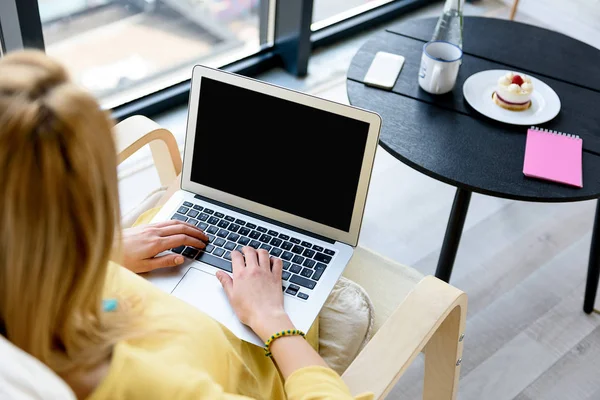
[
  {"x1": 39, "y1": 0, "x2": 392, "y2": 107},
  {"x1": 313, "y1": 0, "x2": 394, "y2": 27},
  {"x1": 40, "y1": 0, "x2": 262, "y2": 107}
]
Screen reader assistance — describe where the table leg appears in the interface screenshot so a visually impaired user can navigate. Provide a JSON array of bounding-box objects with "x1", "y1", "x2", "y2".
[
  {"x1": 436, "y1": 188, "x2": 472, "y2": 283},
  {"x1": 584, "y1": 200, "x2": 600, "y2": 314}
]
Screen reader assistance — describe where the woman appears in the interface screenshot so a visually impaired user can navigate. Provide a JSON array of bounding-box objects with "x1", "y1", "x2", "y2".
[{"x1": 0, "y1": 51, "x2": 370, "y2": 399}]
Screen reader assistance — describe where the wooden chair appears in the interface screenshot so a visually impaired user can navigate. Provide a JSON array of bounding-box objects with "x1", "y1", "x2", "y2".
[{"x1": 115, "y1": 115, "x2": 468, "y2": 399}]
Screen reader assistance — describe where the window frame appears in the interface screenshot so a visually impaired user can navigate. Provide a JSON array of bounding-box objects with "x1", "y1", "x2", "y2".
[
  {"x1": 0, "y1": 21, "x2": 5, "y2": 56},
  {"x1": 2, "y1": 0, "x2": 435, "y2": 120},
  {"x1": 0, "y1": 0, "x2": 45, "y2": 52}
]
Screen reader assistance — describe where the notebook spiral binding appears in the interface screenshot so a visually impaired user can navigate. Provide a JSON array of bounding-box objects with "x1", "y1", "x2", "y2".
[{"x1": 531, "y1": 126, "x2": 581, "y2": 140}]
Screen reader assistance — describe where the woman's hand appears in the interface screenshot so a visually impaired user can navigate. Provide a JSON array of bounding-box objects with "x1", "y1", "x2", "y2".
[
  {"x1": 218, "y1": 247, "x2": 330, "y2": 378},
  {"x1": 216, "y1": 247, "x2": 294, "y2": 342},
  {"x1": 120, "y1": 220, "x2": 208, "y2": 273}
]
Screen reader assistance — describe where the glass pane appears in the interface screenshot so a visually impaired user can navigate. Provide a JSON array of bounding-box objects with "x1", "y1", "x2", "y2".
[
  {"x1": 312, "y1": 0, "x2": 394, "y2": 30},
  {"x1": 39, "y1": 0, "x2": 265, "y2": 108}
]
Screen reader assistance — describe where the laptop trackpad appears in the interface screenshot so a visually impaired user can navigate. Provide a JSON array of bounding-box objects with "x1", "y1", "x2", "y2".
[{"x1": 171, "y1": 267, "x2": 235, "y2": 325}]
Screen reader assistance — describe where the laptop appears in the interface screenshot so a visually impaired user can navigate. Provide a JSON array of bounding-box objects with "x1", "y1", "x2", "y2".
[{"x1": 146, "y1": 65, "x2": 381, "y2": 346}]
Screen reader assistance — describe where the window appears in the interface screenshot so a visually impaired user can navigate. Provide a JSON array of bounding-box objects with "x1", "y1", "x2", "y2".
[
  {"x1": 2, "y1": 0, "x2": 433, "y2": 115},
  {"x1": 39, "y1": 0, "x2": 269, "y2": 108},
  {"x1": 312, "y1": 0, "x2": 395, "y2": 31}
]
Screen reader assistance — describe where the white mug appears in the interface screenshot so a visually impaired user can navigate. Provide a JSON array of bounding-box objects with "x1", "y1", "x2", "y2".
[{"x1": 418, "y1": 41, "x2": 463, "y2": 95}]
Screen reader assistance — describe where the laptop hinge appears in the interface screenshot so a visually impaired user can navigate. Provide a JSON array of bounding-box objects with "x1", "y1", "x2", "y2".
[{"x1": 194, "y1": 194, "x2": 336, "y2": 244}]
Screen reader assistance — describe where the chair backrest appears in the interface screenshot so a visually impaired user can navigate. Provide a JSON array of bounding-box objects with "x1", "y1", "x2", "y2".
[{"x1": 0, "y1": 335, "x2": 75, "y2": 399}]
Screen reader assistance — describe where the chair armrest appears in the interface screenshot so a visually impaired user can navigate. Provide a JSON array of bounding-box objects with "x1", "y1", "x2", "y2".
[
  {"x1": 342, "y1": 276, "x2": 467, "y2": 400},
  {"x1": 113, "y1": 115, "x2": 182, "y2": 186}
]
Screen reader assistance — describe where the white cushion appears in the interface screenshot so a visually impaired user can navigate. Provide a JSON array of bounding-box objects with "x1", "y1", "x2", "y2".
[
  {"x1": 318, "y1": 246, "x2": 424, "y2": 373},
  {"x1": 0, "y1": 335, "x2": 75, "y2": 399},
  {"x1": 319, "y1": 277, "x2": 375, "y2": 374}
]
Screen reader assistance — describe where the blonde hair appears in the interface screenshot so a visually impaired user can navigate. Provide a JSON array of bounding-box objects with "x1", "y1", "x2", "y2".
[{"x1": 0, "y1": 50, "x2": 128, "y2": 373}]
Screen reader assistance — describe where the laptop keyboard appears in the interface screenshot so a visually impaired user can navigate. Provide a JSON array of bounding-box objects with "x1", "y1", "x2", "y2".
[{"x1": 170, "y1": 201, "x2": 337, "y2": 301}]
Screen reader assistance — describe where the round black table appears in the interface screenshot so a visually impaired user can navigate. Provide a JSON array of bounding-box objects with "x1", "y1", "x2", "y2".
[{"x1": 347, "y1": 17, "x2": 600, "y2": 313}]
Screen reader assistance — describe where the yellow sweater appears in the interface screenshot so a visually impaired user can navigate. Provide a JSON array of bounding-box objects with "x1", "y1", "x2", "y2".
[{"x1": 88, "y1": 210, "x2": 371, "y2": 400}]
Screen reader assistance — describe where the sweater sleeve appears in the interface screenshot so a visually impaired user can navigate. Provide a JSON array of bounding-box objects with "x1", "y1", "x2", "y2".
[
  {"x1": 174, "y1": 366, "x2": 372, "y2": 400},
  {"x1": 284, "y1": 366, "x2": 373, "y2": 400},
  {"x1": 174, "y1": 367, "x2": 372, "y2": 400}
]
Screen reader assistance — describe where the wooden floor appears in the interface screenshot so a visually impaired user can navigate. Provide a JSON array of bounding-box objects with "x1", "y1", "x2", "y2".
[{"x1": 120, "y1": 1, "x2": 600, "y2": 398}]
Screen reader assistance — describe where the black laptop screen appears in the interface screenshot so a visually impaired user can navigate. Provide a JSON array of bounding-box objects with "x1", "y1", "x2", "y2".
[{"x1": 190, "y1": 77, "x2": 370, "y2": 232}]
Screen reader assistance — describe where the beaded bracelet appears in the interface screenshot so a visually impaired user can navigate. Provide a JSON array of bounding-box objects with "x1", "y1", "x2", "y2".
[{"x1": 264, "y1": 329, "x2": 306, "y2": 357}]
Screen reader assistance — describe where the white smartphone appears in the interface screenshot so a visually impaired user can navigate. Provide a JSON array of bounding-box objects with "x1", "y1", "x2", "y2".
[{"x1": 363, "y1": 52, "x2": 405, "y2": 90}]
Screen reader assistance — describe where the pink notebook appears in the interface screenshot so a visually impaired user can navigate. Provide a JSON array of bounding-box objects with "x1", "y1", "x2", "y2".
[{"x1": 523, "y1": 127, "x2": 583, "y2": 188}]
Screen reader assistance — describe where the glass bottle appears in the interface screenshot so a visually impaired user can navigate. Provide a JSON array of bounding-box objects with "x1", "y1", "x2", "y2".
[{"x1": 432, "y1": 0, "x2": 464, "y2": 49}]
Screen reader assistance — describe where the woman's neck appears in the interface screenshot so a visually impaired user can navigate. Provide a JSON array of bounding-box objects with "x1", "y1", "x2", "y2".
[{"x1": 61, "y1": 357, "x2": 111, "y2": 400}]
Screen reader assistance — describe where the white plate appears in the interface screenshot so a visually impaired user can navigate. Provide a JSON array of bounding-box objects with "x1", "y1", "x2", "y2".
[{"x1": 463, "y1": 69, "x2": 561, "y2": 126}]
